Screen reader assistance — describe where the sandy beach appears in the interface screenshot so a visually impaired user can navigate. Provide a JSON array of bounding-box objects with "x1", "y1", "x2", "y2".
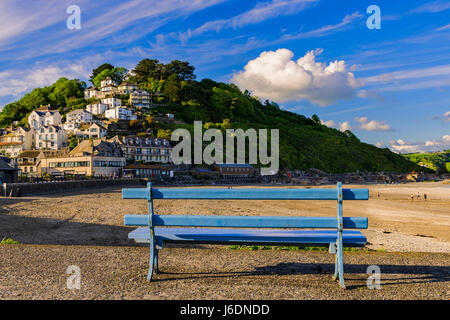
[{"x1": 0, "y1": 181, "x2": 449, "y2": 299}]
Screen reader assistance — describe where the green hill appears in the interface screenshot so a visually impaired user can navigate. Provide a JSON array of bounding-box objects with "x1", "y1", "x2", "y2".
[
  {"x1": 403, "y1": 151, "x2": 450, "y2": 173},
  {"x1": 0, "y1": 59, "x2": 428, "y2": 173}
]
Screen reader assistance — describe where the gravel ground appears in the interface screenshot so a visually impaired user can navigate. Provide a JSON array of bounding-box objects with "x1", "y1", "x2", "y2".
[{"x1": 0, "y1": 245, "x2": 448, "y2": 300}]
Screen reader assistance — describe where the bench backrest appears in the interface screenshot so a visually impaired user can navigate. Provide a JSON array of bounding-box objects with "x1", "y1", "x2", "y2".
[{"x1": 123, "y1": 182, "x2": 369, "y2": 230}]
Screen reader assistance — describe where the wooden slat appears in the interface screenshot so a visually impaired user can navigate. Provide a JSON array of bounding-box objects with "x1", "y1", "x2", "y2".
[
  {"x1": 128, "y1": 227, "x2": 367, "y2": 246},
  {"x1": 124, "y1": 214, "x2": 368, "y2": 229},
  {"x1": 122, "y1": 187, "x2": 369, "y2": 200}
]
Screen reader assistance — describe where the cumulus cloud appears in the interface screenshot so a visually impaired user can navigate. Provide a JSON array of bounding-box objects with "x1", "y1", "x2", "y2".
[
  {"x1": 0, "y1": 59, "x2": 99, "y2": 106},
  {"x1": 355, "y1": 117, "x2": 392, "y2": 131},
  {"x1": 389, "y1": 135, "x2": 450, "y2": 153},
  {"x1": 320, "y1": 119, "x2": 351, "y2": 132},
  {"x1": 444, "y1": 111, "x2": 450, "y2": 121},
  {"x1": 231, "y1": 48, "x2": 362, "y2": 106}
]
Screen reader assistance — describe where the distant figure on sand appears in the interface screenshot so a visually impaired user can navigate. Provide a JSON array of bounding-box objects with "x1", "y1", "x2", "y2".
[
  {"x1": 417, "y1": 192, "x2": 420, "y2": 200},
  {"x1": 424, "y1": 194, "x2": 427, "y2": 201},
  {"x1": 410, "y1": 194, "x2": 414, "y2": 200},
  {"x1": 377, "y1": 191, "x2": 380, "y2": 199}
]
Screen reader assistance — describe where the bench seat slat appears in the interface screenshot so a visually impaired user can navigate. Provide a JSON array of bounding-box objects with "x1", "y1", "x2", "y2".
[
  {"x1": 122, "y1": 188, "x2": 369, "y2": 201},
  {"x1": 124, "y1": 215, "x2": 368, "y2": 229},
  {"x1": 128, "y1": 227, "x2": 367, "y2": 246}
]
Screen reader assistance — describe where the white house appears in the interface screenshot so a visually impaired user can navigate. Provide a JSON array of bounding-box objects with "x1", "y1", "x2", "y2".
[
  {"x1": 105, "y1": 107, "x2": 137, "y2": 120},
  {"x1": 118, "y1": 82, "x2": 137, "y2": 94},
  {"x1": 84, "y1": 87, "x2": 100, "y2": 99},
  {"x1": 101, "y1": 97, "x2": 122, "y2": 109},
  {"x1": 0, "y1": 127, "x2": 35, "y2": 158},
  {"x1": 129, "y1": 89, "x2": 150, "y2": 108},
  {"x1": 100, "y1": 77, "x2": 118, "y2": 95},
  {"x1": 36, "y1": 125, "x2": 68, "y2": 150},
  {"x1": 86, "y1": 103, "x2": 108, "y2": 115},
  {"x1": 74, "y1": 123, "x2": 107, "y2": 139},
  {"x1": 66, "y1": 109, "x2": 93, "y2": 124},
  {"x1": 28, "y1": 106, "x2": 62, "y2": 130}
]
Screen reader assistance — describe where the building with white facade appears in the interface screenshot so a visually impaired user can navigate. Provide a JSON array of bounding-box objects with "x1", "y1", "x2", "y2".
[
  {"x1": 36, "y1": 125, "x2": 68, "y2": 150},
  {"x1": 86, "y1": 103, "x2": 109, "y2": 115},
  {"x1": 66, "y1": 109, "x2": 93, "y2": 124},
  {"x1": 101, "y1": 97, "x2": 122, "y2": 109},
  {"x1": 100, "y1": 77, "x2": 118, "y2": 96},
  {"x1": 28, "y1": 106, "x2": 62, "y2": 130},
  {"x1": 129, "y1": 90, "x2": 150, "y2": 108},
  {"x1": 74, "y1": 123, "x2": 107, "y2": 139},
  {"x1": 84, "y1": 87, "x2": 100, "y2": 99},
  {"x1": 104, "y1": 107, "x2": 137, "y2": 120},
  {"x1": 118, "y1": 82, "x2": 137, "y2": 94},
  {"x1": 0, "y1": 127, "x2": 35, "y2": 158}
]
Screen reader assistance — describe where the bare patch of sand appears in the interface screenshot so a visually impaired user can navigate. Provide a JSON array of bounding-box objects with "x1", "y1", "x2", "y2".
[{"x1": 0, "y1": 182, "x2": 449, "y2": 253}]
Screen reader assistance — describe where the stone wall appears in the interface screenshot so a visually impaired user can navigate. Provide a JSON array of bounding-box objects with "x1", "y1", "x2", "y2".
[{"x1": 2, "y1": 179, "x2": 146, "y2": 197}]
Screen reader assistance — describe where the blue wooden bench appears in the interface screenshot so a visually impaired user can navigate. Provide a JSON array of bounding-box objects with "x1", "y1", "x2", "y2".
[{"x1": 123, "y1": 182, "x2": 369, "y2": 288}]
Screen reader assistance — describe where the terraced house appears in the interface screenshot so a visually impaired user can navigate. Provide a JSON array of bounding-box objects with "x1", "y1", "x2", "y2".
[{"x1": 109, "y1": 135, "x2": 172, "y2": 163}]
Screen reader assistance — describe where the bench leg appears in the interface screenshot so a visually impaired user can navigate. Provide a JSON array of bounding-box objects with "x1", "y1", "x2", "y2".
[
  {"x1": 336, "y1": 232, "x2": 346, "y2": 289},
  {"x1": 147, "y1": 233, "x2": 155, "y2": 281},
  {"x1": 153, "y1": 249, "x2": 159, "y2": 274}
]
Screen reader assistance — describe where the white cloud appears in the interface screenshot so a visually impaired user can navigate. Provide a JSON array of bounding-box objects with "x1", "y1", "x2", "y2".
[
  {"x1": 185, "y1": 0, "x2": 317, "y2": 40},
  {"x1": 280, "y1": 11, "x2": 363, "y2": 41},
  {"x1": 435, "y1": 23, "x2": 450, "y2": 31},
  {"x1": 389, "y1": 135, "x2": 450, "y2": 153},
  {"x1": 339, "y1": 121, "x2": 351, "y2": 132},
  {"x1": 0, "y1": 57, "x2": 102, "y2": 106},
  {"x1": 320, "y1": 119, "x2": 336, "y2": 127},
  {"x1": 444, "y1": 111, "x2": 450, "y2": 121},
  {"x1": 412, "y1": 0, "x2": 450, "y2": 13},
  {"x1": 320, "y1": 119, "x2": 351, "y2": 132},
  {"x1": 355, "y1": 117, "x2": 392, "y2": 131},
  {"x1": 231, "y1": 48, "x2": 362, "y2": 106}
]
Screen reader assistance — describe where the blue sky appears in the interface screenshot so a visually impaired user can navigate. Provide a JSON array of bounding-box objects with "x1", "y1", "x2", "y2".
[{"x1": 0, "y1": 0, "x2": 449, "y2": 153}]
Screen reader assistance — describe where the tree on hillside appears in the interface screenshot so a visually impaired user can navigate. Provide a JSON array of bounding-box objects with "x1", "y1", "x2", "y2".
[
  {"x1": 165, "y1": 60, "x2": 196, "y2": 81},
  {"x1": 92, "y1": 67, "x2": 128, "y2": 88},
  {"x1": 132, "y1": 58, "x2": 160, "y2": 84},
  {"x1": 163, "y1": 74, "x2": 181, "y2": 102},
  {"x1": 310, "y1": 114, "x2": 321, "y2": 125},
  {"x1": 89, "y1": 63, "x2": 114, "y2": 85}
]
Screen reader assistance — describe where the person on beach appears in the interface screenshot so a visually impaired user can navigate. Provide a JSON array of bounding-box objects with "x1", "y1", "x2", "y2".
[
  {"x1": 424, "y1": 194, "x2": 427, "y2": 201},
  {"x1": 377, "y1": 191, "x2": 380, "y2": 199},
  {"x1": 410, "y1": 193, "x2": 414, "y2": 200},
  {"x1": 417, "y1": 192, "x2": 420, "y2": 200}
]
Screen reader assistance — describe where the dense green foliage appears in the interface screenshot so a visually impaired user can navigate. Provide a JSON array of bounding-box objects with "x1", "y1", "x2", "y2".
[
  {"x1": 0, "y1": 58, "x2": 428, "y2": 173},
  {"x1": 0, "y1": 78, "x2": 86, "y2": 127},
  {"x1": 403, "y1": 151, "x2": 450, "y2": 173}
]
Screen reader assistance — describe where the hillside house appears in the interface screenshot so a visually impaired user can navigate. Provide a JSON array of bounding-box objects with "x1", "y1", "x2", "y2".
[
  {"x1": 0, "y1": 127, "x2": 35, "y2": 158},
  {"x1": 28, "y1": 106, "x2": 62, "y2": 130},
  {"x1": 129, "y1": 90, "x2": 150, "y2": 108},
  {"x1": 36, "y1": 125, "x2": 68, "y2": 150}
]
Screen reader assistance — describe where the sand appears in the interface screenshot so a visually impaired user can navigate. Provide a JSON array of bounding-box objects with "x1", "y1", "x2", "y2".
[{"x1": 1, "y1": 181, "x2": 448, "y2": 252}]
